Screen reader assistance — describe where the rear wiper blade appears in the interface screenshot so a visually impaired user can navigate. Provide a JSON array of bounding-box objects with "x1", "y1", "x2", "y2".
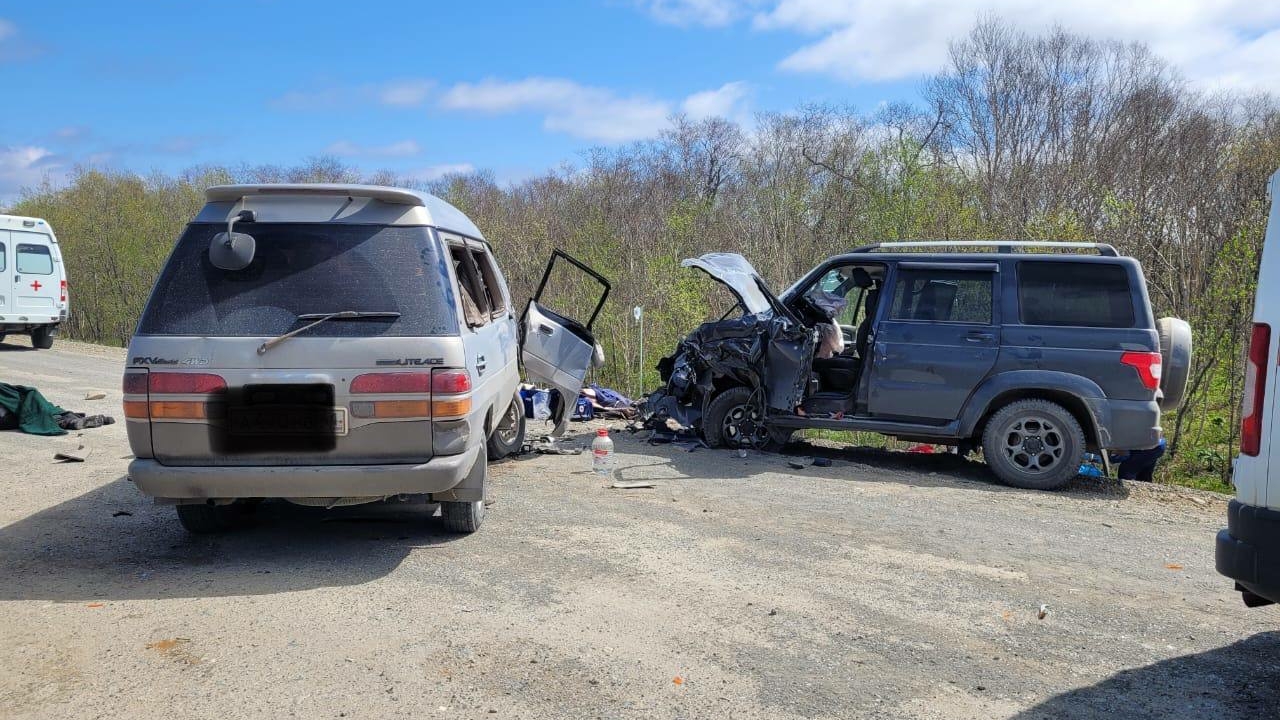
[{"x1": 257, "y1": 311, "x2": 401, "y2": 355}]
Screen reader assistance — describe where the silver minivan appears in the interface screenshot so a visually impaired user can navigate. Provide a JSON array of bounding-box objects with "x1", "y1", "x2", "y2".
[{"x1": 123, "y1": 184, "x2": 609, "y2": 534}]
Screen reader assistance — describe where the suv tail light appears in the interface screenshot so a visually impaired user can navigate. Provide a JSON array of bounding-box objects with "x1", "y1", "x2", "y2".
[
  {"x1": 1242, "y1": 323, "x2": 1271, "y2": 457},
  {"x1": 1120, "y1": 351, "x2": 1162, "y2": 391}
]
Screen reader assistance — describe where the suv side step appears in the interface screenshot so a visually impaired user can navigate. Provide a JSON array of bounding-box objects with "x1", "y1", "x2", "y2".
[{"x1": 769, "y1": 413, "x2": 962, "y2": 439}]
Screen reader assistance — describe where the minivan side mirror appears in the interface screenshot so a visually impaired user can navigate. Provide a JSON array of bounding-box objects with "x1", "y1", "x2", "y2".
[{"x1": 210, "y1": 209, "x2": 257, "y2": 271}]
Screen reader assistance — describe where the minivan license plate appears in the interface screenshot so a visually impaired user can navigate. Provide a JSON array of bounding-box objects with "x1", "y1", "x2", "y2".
[{"x1": 229, "y1": 407, "x2": 348, "y2": 437}]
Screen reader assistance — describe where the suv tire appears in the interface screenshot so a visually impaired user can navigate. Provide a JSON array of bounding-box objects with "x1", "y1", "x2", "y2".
[
  {"x1": 982, "y1": 399, "x2": 1085, "y2": 490},
  {"x1": 704, "y1": 386, "x2": 768, "y2": 449},
  {"x1": 441, "y1": 500, "x2": 484, "y2": 533},
  {"x1": 175, "y1": 503, "x2": 240, "y2": 534},
  {"x1": 31, "y1": 326, "x2": 54, "y2": 350},
  {"x1": 487, "y1": 394, "x2": 526, "y2": 460}
]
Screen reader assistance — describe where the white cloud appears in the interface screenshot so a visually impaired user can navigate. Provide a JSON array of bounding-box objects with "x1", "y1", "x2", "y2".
[
  {"x1": 407, "y1": 163, "x2": 476, "y2": 181},
  {"x1": 271, "y1": 79, "x2": 433, "y2": 110},
  {"x1": 0, "y1": 146, "x2": 64, "y2": 204},
  {"x1": 324, "y1": 139, "x2": 422, "y2": 158},
  {"x1": 378, "y1": 80, "x2": 434, "y2": 107},
  {"x1": 744, "y1": 0, "x2": 1280, "y2": 91},
  {"x1": 439, "y1": 77, "x2": 752, "y2": 142},
  {"x1": 680, "y1": 81, "x2": 752, "y2": 122},
  {"x1": 638, "y1": 0, "x2": 745, "y2": 27}
]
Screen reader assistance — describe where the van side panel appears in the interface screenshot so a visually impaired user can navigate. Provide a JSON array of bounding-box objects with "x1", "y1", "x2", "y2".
[{"x1": 1235, "y1": 171, "x2": 1280, "y2": 510}]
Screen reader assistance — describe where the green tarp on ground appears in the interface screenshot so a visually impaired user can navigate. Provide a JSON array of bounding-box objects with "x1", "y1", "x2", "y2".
[{"x1": 0, "y1": 383, "x2": 69, "y2": 436}]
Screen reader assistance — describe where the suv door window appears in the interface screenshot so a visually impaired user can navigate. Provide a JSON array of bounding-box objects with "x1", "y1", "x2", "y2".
[
  {"x1": 890, "y1": 269, "x2": 992, "y2": 324},
  {"x1": 16, "y1": 244, "x2": 53, "y2": 275},
  {"x1": 1017, "y1": 261, "x2": 1134, "y2": 328}
]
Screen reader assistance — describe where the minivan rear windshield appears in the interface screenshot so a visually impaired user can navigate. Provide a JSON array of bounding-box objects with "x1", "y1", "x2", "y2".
[{"x1": 137, "y1": 223, "x2": 459, "y2": 337}]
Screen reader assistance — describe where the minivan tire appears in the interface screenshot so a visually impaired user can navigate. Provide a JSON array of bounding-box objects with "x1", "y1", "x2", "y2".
[
  {"x1": 175, "y1": 503, "x2": 240, "y2": 534},
  {"x1": 704, "y1": 386, "x2": 768, "y2": 449},
  {"x1": 982, "y1": 399, "x2": 1086, "y2": 490},
  {"x1": 30, "y1": 326, "x2": 53, "y2": 350},
  {"x1": 441, "y1": 500, "x2": 484, "y2": 533},
  {"x1": 487, "y1": 394, "x2": 526, "y2": 460}
]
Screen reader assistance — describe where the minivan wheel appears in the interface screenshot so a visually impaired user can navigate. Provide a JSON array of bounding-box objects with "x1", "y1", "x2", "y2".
[
  {"x1": 981, "y1": 399, "x2": 1085, "y2": 490},
  {"x1": 441, "y1": 500, "x2": 484, "y2": 533},
  {"x1": 704, "y1": 386, "x2": 769, "y2": 449},
  {"x1": 486, "y1": 394, "x2": 526, "y2": 460},
  {"x1": 30, "y1": 326, "x2": 53, "y2": 350},
  {"x1": 175, "y1": 503, "x2": 240, "y2": 534}
]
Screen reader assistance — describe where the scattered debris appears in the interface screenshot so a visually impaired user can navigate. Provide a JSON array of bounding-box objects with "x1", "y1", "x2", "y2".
[
  {"x1": 112, "y1": 510, "x2": 133, "y2": 517},
  {"x1": 86, "y1": 602, "x2": 104, "y2": 608},
  {"x1": 768, "y1": 608, "x2": 778, "y2": 616},
  {"x1": 54, "y1": 444, "x2": 92, "y2": 462},
  {"x1": 84, "y1": 391, "x2": 107, "y2": 401},
  {"x1": 1165, "y1": 563, "x2": 1184, "y2": 571},
  {"x1": 1037, "y1": 604, "x2": 1049, "y2": 620},
  {"x1": 672, "y1": 676, "x2": 684, "y2": 686},
  {"x1": 812, "y1": 457, "x2": 832, "y2": 468},
  {"x1": 610, "y1": 480, "x2": 656, "y2": 489},
  {"x1": 787, "y1": 460, "x2": 806, "y2": 470}
]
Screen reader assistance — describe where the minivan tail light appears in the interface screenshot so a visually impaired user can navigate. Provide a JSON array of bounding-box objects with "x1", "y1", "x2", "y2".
[
  {"x1": 1242, "y1": 323, "x2": 1270, "y2": 457},
  {"x1": 148, "y1": 372, "x2": 226, "y2": 394},
  {"x1": 431, "y1": 369, "x2": 472, "y2": 394},
  {"x1": 350, "y1": 372, "x2": 432, "y2": 394},
  {"x1": 1120, "y1": 351, "x2": 1162, "y2": 391},
  {"x1": 122, "y1": 373, "x2": 148, "y2": 395}
]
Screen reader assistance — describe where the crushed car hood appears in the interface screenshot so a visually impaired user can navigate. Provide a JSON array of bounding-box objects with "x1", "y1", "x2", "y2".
[{"x1": 682, "y1": 253, "x2": 775, "y2": 317}]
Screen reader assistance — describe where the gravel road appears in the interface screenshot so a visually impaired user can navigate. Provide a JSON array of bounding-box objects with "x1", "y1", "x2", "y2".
[{"x1": 1, "y1": 336, "x2": 1277, "y2": 719}]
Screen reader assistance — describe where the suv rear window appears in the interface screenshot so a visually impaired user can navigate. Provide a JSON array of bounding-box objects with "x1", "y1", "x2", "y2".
[
  {"x1": 137, "y1": 223, "x2": 459, "y2": 337},
  {"x1": 1018, "y1": 261, "x2": 1134, "y2": 328}
]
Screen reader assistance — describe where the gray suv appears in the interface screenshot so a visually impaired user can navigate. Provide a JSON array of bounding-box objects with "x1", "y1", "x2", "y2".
[
  {"x1": 646, "y1": 242, "x2": 1191, "y2": 490},
  {"x1": 123, "y1": 184, "x2": 609, "y2": 534}
]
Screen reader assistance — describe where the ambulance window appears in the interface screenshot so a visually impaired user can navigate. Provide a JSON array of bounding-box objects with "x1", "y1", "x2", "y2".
[{"x1": 16, "y1": 244, "x2": 53, "y2": 275}]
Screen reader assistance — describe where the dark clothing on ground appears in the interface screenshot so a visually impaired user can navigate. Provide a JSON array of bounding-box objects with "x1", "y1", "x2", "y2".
[{"x1": 0, "y1": 383, "x2": 114, "y2": 435}]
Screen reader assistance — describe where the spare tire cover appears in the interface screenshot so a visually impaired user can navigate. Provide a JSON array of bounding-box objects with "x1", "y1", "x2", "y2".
[{"x1": 1156, "y1": 317, "x2": 1192, "y2": 411}]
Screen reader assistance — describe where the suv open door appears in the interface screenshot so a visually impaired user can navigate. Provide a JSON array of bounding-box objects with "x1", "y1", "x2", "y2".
[{"x1": 520, "y1": 250, "x2": 611, "y2": 434}]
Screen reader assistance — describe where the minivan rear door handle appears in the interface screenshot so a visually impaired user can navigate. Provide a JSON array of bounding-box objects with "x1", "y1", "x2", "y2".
[{"x1": 964, "y1": 331, "x2": 995, "y2": 343}]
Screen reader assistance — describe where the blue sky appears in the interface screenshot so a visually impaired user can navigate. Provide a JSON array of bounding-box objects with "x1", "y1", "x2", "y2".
[{"x1": 2, "y1": 0, "x2": 1278, "y2": 201}]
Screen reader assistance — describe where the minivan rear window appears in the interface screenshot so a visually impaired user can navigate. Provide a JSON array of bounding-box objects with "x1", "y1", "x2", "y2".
[
  {"x1": 1017, "y1": 261, "x2": 1134, "y2": 328},
  {"x1": 137, "y1": 224, "x2": 459, "y2": 337}
]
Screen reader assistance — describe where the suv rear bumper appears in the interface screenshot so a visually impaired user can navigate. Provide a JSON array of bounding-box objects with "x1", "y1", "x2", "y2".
[
  {"x1": 1216, "y1": 499, "x2": 1280, "y2": 606},
  {"x1": 128, "y1": 443, "x2": 482, "y2": 501},
  {"x1": 1096, "y1": 397, "x2": 1160, "y2": 450}
]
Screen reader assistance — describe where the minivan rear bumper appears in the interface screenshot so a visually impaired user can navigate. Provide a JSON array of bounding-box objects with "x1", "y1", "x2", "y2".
[
  {"x1": 128, "y1": 443, "x2": 482, "y2": 501},
  {"x1": 1216, "y1": 499, "x2": 1280, "y2": 606}
]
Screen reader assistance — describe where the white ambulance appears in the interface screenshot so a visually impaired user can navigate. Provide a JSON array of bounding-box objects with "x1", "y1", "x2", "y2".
[
  {"x1": 0, "y1": 215, "x2": 68, "y2": 349},
  {"x1": 1218, "y1": 168, "x2": 1280, "y2": 607}
]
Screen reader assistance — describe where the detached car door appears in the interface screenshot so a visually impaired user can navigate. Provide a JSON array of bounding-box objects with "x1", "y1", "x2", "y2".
[{"x1": 520, "y1": 250, "x2": 610, "y2": 434}]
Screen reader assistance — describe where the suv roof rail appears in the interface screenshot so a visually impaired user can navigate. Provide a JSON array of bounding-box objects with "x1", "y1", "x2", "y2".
[{"x1": 849, "y1": 240, "x2": 1119, "y2": 257}]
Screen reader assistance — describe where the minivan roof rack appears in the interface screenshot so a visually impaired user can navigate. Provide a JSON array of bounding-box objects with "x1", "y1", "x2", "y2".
[{"x1": 850, "y1": 241, "x2": 1119, "y2": 257}]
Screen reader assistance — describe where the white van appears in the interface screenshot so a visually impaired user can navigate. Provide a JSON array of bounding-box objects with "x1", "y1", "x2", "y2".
[
  {"x1": 0, "y1": 214, "x2": 68, "y2": 349},
  {"x1": 1217, "y1": 168, "x2": 1280, "y2": 607}
]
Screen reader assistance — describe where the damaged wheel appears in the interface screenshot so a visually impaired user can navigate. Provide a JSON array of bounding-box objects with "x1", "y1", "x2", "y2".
[{"x1": 705, "y1": 387, "x2": 769, "y2": 449}]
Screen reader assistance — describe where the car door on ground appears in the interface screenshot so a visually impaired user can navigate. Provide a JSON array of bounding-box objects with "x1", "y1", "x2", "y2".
[
  {"x1": 866, "y1": 263, "x2": 1000, "y2": 421},
  {"x1": 520, "y1": 251, "x2": 610, "y2": 434}
]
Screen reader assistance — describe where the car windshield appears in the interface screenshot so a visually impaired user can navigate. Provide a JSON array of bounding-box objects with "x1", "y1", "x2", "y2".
[{"x1": 137, "y1": 223, "x2": 458, "y2": 337}]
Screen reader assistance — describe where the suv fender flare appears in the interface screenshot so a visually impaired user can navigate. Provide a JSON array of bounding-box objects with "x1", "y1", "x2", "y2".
[{"x1": 959, "y1": 371, "x2": 1110, "y2": 447}]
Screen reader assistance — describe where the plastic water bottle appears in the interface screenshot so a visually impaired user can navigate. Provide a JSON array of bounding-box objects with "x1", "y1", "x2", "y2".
[{"x1": 592, "y1": 428, "x2": 615, "y2": 476}]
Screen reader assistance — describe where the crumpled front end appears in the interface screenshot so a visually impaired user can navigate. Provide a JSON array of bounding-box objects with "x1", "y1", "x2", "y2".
[{"x1": 642, "y1": 313, "x2": 813, "y2": 440}]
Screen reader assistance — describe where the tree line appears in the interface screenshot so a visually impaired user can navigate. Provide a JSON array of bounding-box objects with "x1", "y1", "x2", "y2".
[{"x1": 10, "y1": 20, "x2": 1279, "y2": 490}]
